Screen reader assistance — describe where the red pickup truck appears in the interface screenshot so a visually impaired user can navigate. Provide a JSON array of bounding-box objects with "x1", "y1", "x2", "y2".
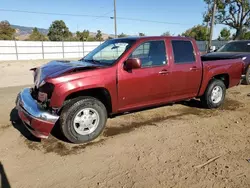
[{"x1": 15, "y1": 36, "x2": 244, "y2": 144}]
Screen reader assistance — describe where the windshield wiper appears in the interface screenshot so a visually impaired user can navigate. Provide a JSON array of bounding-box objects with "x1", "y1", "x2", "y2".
[
  {"x1": 83, "y1": 59, "x2": 111, "y2": 66},
  {"x1": 83, "y1": 59, "x2": 101, "y2": 64}
]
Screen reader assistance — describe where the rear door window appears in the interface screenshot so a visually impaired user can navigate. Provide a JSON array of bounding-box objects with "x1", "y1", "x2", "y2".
[{"x1": 171, "y1": 40, "x2": 196, "y2": 64}]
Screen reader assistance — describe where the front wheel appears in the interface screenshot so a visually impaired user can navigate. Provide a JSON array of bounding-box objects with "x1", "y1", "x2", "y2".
[
  {"x1": 201, "y1": 79, "x2": 226, "y2": 109},
  {"x1": 60, "y1": 97, "x2": 107, "y2": 144}
]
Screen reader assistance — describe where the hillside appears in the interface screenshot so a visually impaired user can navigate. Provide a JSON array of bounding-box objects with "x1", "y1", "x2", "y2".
[
  {"x1": 11, "y1": 24, "x2": 115, "y2": 40},
  {"x1": 11, "y1": 24, "x2": 48, "y2": 35}
]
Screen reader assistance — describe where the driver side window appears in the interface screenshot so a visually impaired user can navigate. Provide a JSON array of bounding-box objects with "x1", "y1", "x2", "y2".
[{"x1": 129, "y1": 40, "x2": 167, "y2": 67}]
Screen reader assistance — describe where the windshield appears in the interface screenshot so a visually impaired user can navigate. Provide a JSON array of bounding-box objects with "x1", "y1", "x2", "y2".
[
  {"x1": 83, "y1": 39, "x2": 136, "y2": 65},
  {"x1": 217, "y1": 41, "x2": 250, "y2": 52}
]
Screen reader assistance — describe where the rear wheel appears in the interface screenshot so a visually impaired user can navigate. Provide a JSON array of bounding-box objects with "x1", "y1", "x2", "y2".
[
  {"x1": 243, "y1": 67, "x2": 250, "y2": 85},
  {"x1": 201, "y1": 79, "x2": 226, "y2": 109},
  {"x1": 60, "y1": 97, "x2": 107, "y2": 144}
]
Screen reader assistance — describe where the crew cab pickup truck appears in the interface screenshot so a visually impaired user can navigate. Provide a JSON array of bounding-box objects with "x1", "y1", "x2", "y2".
[
  {"x1": 203, "y1": 40, "x2": 250, "y2": 84},
  {"x1": 15, "y1": 36, "x2": 244, "y2": 144}
]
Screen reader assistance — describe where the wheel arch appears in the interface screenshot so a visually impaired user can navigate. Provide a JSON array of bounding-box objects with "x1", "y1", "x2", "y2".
[
  {"x1": 63, "y1": 87, "x2": 113, "y2": 115},
  {"x1": 200, "y1": 77, "x2": 227, "y2": 109},
  {"x1": 212, "y1": 73, "x2": 230, "y2": 88},
  {"x1": 199, "y1": 73, "x2": 230, "y2": 96}
]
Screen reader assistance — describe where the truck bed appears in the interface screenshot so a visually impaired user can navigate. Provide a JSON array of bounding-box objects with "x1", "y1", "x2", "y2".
[{"x1": 198, "y1": 58, "x2": 244, "y2": 97}]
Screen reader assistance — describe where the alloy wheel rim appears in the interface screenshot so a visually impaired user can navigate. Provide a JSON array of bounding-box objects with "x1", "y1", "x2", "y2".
[
  {"x1": 211, "y1": 86, "x2": 223, "y2": 103},
  {"x1": 73, "y1": 108, "x2": 100, "y2": 135}
]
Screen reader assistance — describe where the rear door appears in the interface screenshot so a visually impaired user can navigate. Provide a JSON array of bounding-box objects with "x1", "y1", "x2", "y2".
[{"x1": 168, "y1": 39, "x2": 202, "y2": 100}]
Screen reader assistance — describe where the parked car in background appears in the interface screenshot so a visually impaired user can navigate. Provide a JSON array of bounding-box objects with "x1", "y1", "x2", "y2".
[
  {"x1": 202, "y1": 40, "x2": 250, "y2": 84},
  {"x1": 16, "y1": 36, "x2": 244, "y2": 144}
]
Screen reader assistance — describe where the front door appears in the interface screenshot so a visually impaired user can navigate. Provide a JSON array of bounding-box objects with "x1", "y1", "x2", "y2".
[{"x1": 117, "y1": 40, "x2": 171, "y2": 112}]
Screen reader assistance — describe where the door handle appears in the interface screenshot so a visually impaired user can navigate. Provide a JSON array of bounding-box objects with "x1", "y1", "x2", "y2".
[
  {"x1": 190, "y1": 66, "x2": 198, "y2": 71},
  {"x1": 159, "y1": 69, "x2": 169, "y2": 75}
]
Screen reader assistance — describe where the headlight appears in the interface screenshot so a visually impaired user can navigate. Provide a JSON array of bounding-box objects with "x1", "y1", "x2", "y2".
[{"x1": 242, "y1": 57, "x2": 247, "y2": 61}]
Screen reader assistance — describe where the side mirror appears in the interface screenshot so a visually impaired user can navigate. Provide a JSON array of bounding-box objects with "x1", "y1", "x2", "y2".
[{"x1": 124, "y1": 58, "x2": 141, "y2": 70}]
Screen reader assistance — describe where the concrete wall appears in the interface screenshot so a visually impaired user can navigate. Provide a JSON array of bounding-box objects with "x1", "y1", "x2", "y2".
[
  {"x1": 0, "y1": 40, "x2": 102, "y2": 61},
  {"x1": 0, "y1": 40, "x2": 228, "y2": 61}
]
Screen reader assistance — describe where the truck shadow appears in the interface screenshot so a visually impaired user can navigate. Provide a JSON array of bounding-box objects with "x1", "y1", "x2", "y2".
[
  {"x1": 0, "y1": 162, "x2": 11, "y2": 188},
  {"x1": 7, "y1": 100, "x2": 209, "y2": 143},
  {"x1": 179, "y1": 99, "x2": 204, "y2": 109},
  {"x1": 8, "y1": 97, "x2": 243, "y2": 156},
  {"x1": 50, "y1": 122, "x2": 70, "y2": 143},
  {"x1": 9, "y1": 97, "x2": 242, "y2": 155},
  {"x1": 9, "y1": 108, "x2": 40, "y2": 142}
]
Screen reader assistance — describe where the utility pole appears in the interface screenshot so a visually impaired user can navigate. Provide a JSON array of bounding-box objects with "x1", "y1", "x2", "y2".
[
  {"x1": 114, "y1": 0, "x2": 117, "y2": 38},
  {"x1": 208, "y1": 0, "x2": 217, "y2": 52},
  {"x1": 205, "y1": 4, "x2": 210, "y2": 52}
]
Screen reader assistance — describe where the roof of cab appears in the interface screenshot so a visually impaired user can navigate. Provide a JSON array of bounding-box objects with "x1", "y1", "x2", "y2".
[{"x1": 110, "y1": 36, "x2": 193, "y2": 41}]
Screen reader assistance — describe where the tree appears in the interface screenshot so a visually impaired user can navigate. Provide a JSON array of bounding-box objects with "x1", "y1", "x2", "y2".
[
  {"x1": 204, "y1": 0, "x2": 250, "y2": 40},
  {"x1": 76, "y1": 31, "x2": 81, "y2": 40},
  {"x1": 95, "y1": 30, "x2": 103, "y2": 41},
  {"x1": 139, "y1": 32, "x2": 145, "y2": 36},
  {"x1": 118, "y1": 33, "x2": 127, "y2": 38},
  {"x1": 181, "y1": 25, "x2": 209, "y2": 40},
  {"x1": 87, "y1": 36, "x2": 96, "y2": 41},
  {"x1": 48, "y1": 20, "x2": 71, "y2": 41},
  {"x1": 82, "y1": 30, "x2": 90, "y2": 41},
  {"x1": 76, "y1": 29, "x2": 90, "y2": 41},
  {"x1": 241, "y1": 30, "x2": 250, "y2": 39},
  {"x1": 28, "y1": 27, "x2": 48, "y2": 41},
  {"x1": 218, "y1": 27, "x2": 231, "y2": 40},
  {"x1": 161, "y1": 31, "x2": 171, "y2": 36},
  {"x1": 234, "y1": 28, "x2": 250, "y2": 39},
  {"x1": 0, "y1": 20, "x2": 16, "y2": 40}
]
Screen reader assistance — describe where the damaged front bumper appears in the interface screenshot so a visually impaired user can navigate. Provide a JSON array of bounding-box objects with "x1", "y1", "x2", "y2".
[{"x1": 15, "y1": 88, "x2": 59, "y2": 138}]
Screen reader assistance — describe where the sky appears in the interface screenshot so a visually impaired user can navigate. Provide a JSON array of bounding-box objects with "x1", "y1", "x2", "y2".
[{"x1": 0, "y1": 0, "x2": 229, "y2": 39}]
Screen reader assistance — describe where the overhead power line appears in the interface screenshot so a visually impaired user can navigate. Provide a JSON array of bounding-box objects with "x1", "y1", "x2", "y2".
[
  {"x1": 92, "y1": 10, "x2": 114, "y2": 19},
  {"x1": 0, "y1": 8, "x2": 109, "y2": 18},
  {"x1": 114, "y1": 17, "x2": 191, "y2": 25},
  {"x1": 0, "y1": 8, "x2": 193, "y2": 26},
  {"x1": 90, "y1": 10, "x2": 114, "y2": 22}
]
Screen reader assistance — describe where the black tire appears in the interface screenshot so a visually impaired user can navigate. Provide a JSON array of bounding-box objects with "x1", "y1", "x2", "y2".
[
  {"x1": 60, "y1": 97, "x2": 107, "y2": 144},
  {"x1": 201, "y1": 79, "x2": 226, "y2": 109},
  {"x1": 243, "y1": 67, "x2": 250, "y2": 85}
]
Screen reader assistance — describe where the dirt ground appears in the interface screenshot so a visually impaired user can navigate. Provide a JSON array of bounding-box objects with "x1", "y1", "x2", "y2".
[
  {"x1": 0, "y1": 59, "x2": 77, "y2": 88},
  {"x1": 0, "y1": 60, "x2": 249, "y2": 188}
]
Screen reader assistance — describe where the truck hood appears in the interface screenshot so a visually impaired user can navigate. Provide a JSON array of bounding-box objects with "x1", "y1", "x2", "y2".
[
  {"x1": 33, "y1": 60, "x2": 105, "y2": 87},
  {"x1": 202, "y1": 52, "x2": 250, "y2": 61}
]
